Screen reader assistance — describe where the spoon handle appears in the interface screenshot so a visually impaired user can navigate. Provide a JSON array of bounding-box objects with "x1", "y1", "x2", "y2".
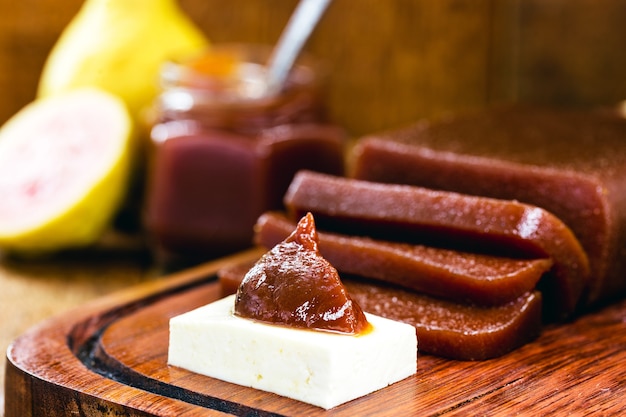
[{"x1": 266, "y1": 0, "x2": 333, "y2": 94}]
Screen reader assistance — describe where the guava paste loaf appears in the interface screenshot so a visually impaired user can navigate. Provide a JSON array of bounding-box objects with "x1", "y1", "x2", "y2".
[
  {"x1": 284, "y1": 171, "x2": 589, "y2": 318},
  {"x1": 254, "y1": 211, "x2": 552, "y2": 306},
  {"x1": 350, "y1": 106, "x2": 626, "y2": 306},
  {"x1": 218, "y1": 260, "x2": 542, "y2": 360}
]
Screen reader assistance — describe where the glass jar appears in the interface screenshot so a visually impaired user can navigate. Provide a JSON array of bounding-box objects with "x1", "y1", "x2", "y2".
[{"x1": 144, "y1": 44, "x2": 345, "y2": 261}]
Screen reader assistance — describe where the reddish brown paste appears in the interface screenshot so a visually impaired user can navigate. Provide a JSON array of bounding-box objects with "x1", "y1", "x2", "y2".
[
  {"x1": 283, "y1": 170, "x2": 589, "y2": 319},
  {"x1": 234, "y1": 212, "x2": 370, "y2": 334},
  {"x1": 220, "y1": 260, "x2": 542, "y2": 361},
  {"x1": 350, "y1": 105, "x2": 626, "y2": 307},
  {"x1": 254, "y1": 211, "x2": 552, "y2": 307}
]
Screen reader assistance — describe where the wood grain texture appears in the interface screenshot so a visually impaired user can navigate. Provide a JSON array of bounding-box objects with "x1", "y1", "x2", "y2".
[
  {"x1": 0, "y1": 231, "x2": 153, "y2": 416},
  {"x1": 4, "y1": 249, "x2": 262, "y2": 417},
  {"x1": 1, "y1": 0, "x2": 625, "y2": 135},
  {"x1": 5, "y1": 248, "x2": 626, "y2": 416}
]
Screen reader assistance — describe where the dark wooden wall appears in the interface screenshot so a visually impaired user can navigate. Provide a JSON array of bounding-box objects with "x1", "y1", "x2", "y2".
[{"x1": 1, "y1": 0, "x2": 625, "y2": 136}]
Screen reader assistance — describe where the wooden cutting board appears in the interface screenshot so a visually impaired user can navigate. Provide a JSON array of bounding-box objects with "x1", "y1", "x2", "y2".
[{"x1": 5, "y1": 248, "x2": 626, "y2": 416}]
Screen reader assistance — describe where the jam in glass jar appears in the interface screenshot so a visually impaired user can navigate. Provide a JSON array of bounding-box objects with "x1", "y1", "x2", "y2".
[{"x1": 145, "y1": 44, "x2": 345, "y2": 261}]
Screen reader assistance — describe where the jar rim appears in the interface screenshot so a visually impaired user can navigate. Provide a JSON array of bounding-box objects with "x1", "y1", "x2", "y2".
[{"x1": 159, "y1": 43, "x2": 325, "y2": 106}]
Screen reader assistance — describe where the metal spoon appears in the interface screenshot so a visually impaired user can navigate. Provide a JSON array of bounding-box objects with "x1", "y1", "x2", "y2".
[{"x1": 265, "y1": 0, "x2": 333, "y2": 95}]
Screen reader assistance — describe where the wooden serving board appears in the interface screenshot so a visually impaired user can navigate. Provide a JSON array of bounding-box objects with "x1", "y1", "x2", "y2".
[{"x1": 5, "y1": 248, "x2": 626, "y2": 416}]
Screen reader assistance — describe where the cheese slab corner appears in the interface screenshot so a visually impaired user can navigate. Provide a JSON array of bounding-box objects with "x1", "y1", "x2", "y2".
[{"x1": 168, "y1": 294, "x2": 418, "y2": 410}]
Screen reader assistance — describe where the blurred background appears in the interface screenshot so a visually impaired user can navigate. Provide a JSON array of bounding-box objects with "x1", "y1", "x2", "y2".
[{"x1": 2, "y1": 0, "x2": 626, "y2": 137}]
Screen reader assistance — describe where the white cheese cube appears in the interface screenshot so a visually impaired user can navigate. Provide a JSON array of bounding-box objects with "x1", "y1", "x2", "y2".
[{"x1": 168, "y1": 294, "x2": 417, "y2": 410}]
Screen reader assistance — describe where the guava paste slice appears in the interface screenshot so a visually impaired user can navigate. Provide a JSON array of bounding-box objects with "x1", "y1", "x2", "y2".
[
  {"x1": 284, "y1": 171, "x2": 589, "y2": 319},
  {"x1": 254, "y1": 211, "x2": 552, "y2": 307},
  {"x1": 220, "y1": 260, "x2": 542, "y2": 360}
]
